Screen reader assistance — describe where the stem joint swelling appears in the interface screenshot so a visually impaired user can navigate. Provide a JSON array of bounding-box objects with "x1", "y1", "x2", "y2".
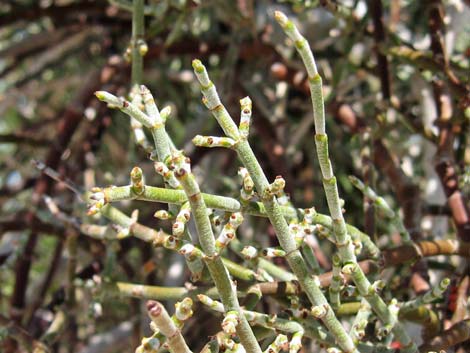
[
  {"x1": 191, "y1": 57, "x2": 359, "y2": 353},
  {"x1": 273, "y1": 10, "x2": 417, "y2": 352},
  {"x1": 80, "y1": 8, "x2": 466, "y2": 353},
  {"x1": 165, "y1": 150, "x2": 262, "y2": 353}
]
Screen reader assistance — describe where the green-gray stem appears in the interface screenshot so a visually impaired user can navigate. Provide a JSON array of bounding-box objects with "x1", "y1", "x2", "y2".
[
  {"x1": 131, "y1": 0, "x2": 144, "y2": 86},
  {"x1": 274, "y1": 11, "x2": 416, "y2": 352},
  {"x1": 192, "y1": 59, "x2": 358, "y2": 353},
  {"x1": 169, "y1": 153, "x2": 262, "y2": 353}
]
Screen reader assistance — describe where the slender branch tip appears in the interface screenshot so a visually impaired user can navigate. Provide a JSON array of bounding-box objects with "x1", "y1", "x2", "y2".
[
  {"x1": 274, "y1": 11, "x2": 288, "y2": 27},
  {"x1": 192, "y1": 59, "x2": 204, "y2": 72},
  {"x1": 240, "y1": 96, "x2": 252, "y2": 108},
  {"x1": 95, "y1": 91, "x2": 114, "y2": 102}
]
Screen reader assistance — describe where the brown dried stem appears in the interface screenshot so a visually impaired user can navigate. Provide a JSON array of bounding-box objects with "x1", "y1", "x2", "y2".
[{"x1": 419, "y1": 319, "x2": 470, "y2": 352}]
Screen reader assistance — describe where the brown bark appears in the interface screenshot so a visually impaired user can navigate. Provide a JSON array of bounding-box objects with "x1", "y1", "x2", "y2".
[
  {"x1": 420, "y1": 319, "x2": 470, "y2": 352},
  {"x1": 428, "y1": 0, "x2": 470, "y2": 242},
  {"x1": 367, "y1": 0, "x2": 391, "y2": 100}
]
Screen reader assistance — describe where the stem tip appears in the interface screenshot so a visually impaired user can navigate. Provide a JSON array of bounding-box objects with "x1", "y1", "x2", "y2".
[
  {"x1": 274, "y1": 11, "x2": 288, "y2": 27},
  {"x1": 192, "y1": 59, "x2": 204, "y2": 73}
]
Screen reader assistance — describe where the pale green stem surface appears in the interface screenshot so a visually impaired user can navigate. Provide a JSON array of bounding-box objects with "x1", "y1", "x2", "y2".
[
  {"x1": 274, "y1": 11, "x2": 417, "y2": 352},
  {"x1": 147, "y1": 301, "x2": 192, "y2": 353},
  {"x1": 192, "y1": 59, "x2": 358, "y2": 353},
  {"x1": 350, "y1": 299, "x2": 372, "y2": 345},
  {"x1": 349, "y1": 175, "x2": 411, "y2": 243},
  {"x1": 329, "y1": 253, "x2": 342, "y2": 310},
  {"x1": 172, "y1": 156, "x2": 262, "y2": 353},
  {"x1": 131, "y1": 0, "x2": 144, "y2": 86},
  {"x1": 400, "y1": 278, "x2": 450, "y2": 312}
]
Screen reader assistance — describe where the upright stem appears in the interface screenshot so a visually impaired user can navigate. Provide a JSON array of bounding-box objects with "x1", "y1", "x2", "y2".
[
  {"x1": 146, "y1": 300, "x2": 192, "y2": 353},
  {"x1": 97, "y1": 69, "x2": 261, "y2": 351},
  {"x1": 168, "y1": 153, "x2": 262, "y2": 353},
  {"x1": 274, "y1": 11, "x2": 416, "y2": 352},
  {"x1": 131, "y1": 0, "x2": 144, "y2": 86},
  {"x1": 192, "y1": 60, "x2": 358, "y2": 353},
  {"x1": 236, "y1": 141, "x2": 356, "y2": 352}
]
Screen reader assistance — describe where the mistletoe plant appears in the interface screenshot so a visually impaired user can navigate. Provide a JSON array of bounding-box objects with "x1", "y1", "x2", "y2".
[{"x1": 79, "y1": 7, "x2": 467, "y2": 353}]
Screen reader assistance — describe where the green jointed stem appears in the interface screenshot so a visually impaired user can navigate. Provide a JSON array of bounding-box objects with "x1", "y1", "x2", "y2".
[
  {"x1": 147, "y1": 301, "x2": 192, "y2": 353},
  {"x1": 89, "y1": 193, "x2": 286, "y2": 283},
  {"x1": 99, "y1": 204, "x2": 166, "y2": 244},
  {"x1": 140, "y1": 85, "x2": 173, "y2": 161},
  {"x1": 301, "y1": 243, "x2": 321, "y2": 274},
  {"x1": 329, "y1": 254, "x2": 343, "y2": 310},
  {"x1": 130, "y1": 85, "x2": 152, "y2": 152},
  {"x1": 168, "y1": 152, "x2": 262, "y2": 353},
  {"x1": 131, "y1": 0, "x2": 145, "y2": 86},
  {"x1": 242, "y1": 200, "x2": 297, "y2": 220},
  {"x1": 139, "y1": 84, "x2": 206, "y2": 281},
  {"x1": 349, "y1": 176, "x2": 411, "y2": 243},
  {"x1": 96, "y1": 86, "x2": 260, "y2": 350},
  {"x1": 111, "y1": 282, "x2": 190, "y2": 301},
  {"x1": 274, "y1": 11, "x2": 417, "y2": 352},
  {"x1": 322, "y1": 176, "x2": 343, "y2": 221},
  {"x1": 95, "y1": 91, "x2": 155, "y2": 127},
  {"x1": 315, "y1": 134, "x2": 333, "y2": 179},
  {"x1": 311, "y1": 212, "x2": 380, "y2": 259},
  {"x1": 193, "y1": 60, "x2": 240, "y2": 141},
  {"x1": 221, "y1": 257, "x2": 257, "y2": 282},
  {"x1": 129, "y1": 0, "x2": 147, "y2": 160},
  {"x1": 350, "y1": 299, "x2": 371, "y2": 345},
  {"x1": 192, "y1": 61, "x2": 358, "y2": 353},
  {"x1": 230, "y1": 239, "x2": 296, "y2": 281},
  {"x1": 98, "y1": 184, "x2": 242, "y2": 212},
  {"x1": 243, "y1": 285, "x2": 262, "y2": 311},
  {"x1": 400, "y1": 278, "x2": 450, "y2": 312},
  {"x1": 91, "y1": 182, "x2": 301, "y2": 219}
]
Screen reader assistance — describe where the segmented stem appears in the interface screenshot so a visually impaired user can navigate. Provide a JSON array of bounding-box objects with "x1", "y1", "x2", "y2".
[
  {"x1": 167, "y1": 151, "x2": 262, "y2": 353},
  {"x1": 274, "y1": 11, "x2": 417, "y2": 352},
  {"x1": 192, "y1": 59, "x2": 358, "y2": 353}
]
